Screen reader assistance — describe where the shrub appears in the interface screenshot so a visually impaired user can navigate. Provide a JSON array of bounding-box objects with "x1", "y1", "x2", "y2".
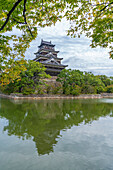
[
  {"x1": 46, "y1": 84, "x2": 51, "y2": 94},
  {"x1": 51, "y1": 83, "x2": 62, "y2": 94},
  {"x1": 65, "y1": 86, "x2": 70, "y2": 95},
  {"x1": 96, "y1": 86, "x2": 105, "y2": 94},
  {"x1": 22, "y1": 87, "x2": 35, "y2": 95},
  {"x1": 37, "y1": 85, "x2": 45, "y2": 94},
  {"x1": 1, "y1": 83, "x2": 15, "y2": 94},
  {"x1": 71, "y1": 85, "x2": 81, "y2": 96},
  {"x1": 105, "y1": 85, "x2": 113, "y2": 93},
  {"x1": 81, "y1": 85, "x2": 97, "y2": 94}
]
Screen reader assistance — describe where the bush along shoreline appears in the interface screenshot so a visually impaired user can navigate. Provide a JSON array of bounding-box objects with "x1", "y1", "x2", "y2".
[{"x1": 1, "y1": 61, "x2": 113, "y2": 97}]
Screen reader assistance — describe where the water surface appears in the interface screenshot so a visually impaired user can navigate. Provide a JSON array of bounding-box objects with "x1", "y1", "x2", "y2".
[{"x1": 0, "y1": 98, "x2": 113, "y2": 170}]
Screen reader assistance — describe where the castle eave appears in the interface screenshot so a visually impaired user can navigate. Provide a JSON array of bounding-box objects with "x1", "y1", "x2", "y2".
[
  {"x1": 43, "y1": 63, "x2": 68, "y2": 68},
  {"x1": 45, "y1": 68, "x2": 63, "y2": 72},
  {"x1": 34, "y1": 56, "x2": 63, "y2": 60},
  {"x1": 38, "y1": 48, "x2": 59, "y2": 53}
]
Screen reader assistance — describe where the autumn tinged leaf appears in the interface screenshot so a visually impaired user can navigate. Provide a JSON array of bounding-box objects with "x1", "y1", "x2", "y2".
[{"x1": 1, "y1": 60, "x2": 50, "y2": 94}]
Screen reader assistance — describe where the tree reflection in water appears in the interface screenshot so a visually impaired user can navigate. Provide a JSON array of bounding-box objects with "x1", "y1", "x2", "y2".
[{"x1": 0, "y1": 98, "x2": 113, "y2": 155}]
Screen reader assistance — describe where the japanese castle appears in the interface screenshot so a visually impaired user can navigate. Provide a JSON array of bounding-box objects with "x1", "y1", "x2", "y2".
[{"x1": 34, "y1": 40, "x2": 68, "y2": 76}]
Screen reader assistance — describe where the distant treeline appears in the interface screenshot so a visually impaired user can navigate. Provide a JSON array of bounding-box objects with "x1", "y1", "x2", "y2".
[
  {"x1": 1, "y1": 61, "x2": 113, "y2": 95},
  {"x1": 56, "y1": 69, "x2": 113, "y2": 95}
]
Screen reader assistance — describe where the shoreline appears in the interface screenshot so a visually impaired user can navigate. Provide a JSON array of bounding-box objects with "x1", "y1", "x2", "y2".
[{"x1": 1, "y1": 93, "x2": 113, "y2": 100}]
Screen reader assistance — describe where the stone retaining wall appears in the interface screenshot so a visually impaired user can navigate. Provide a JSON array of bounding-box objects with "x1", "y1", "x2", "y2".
[
  {"x1": 1, "y1": 93, "x2": 113, "y2": 100},
  {"x1": 101, "y1": 93, "x2": 113, "y2": 97}
]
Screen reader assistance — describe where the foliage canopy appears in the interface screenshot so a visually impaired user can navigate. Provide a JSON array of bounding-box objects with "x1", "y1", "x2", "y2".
[
  {"x1": 1, "y1": 60, "x2": 50, "y2": 94},
  {"x1": 1, "y1": 67, "x2": 113, "y2": 95},
  {"x1": 56, "y1": 69, "x2": 113, "y2": 95},
  {"x1": 0, "y1": 0, "x2": 112, "y2": 56}
]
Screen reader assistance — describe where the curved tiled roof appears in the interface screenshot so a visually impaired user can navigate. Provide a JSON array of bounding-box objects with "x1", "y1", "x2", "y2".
[{"x1": 38, "y1": 39, "x2": 55, "y2": 47}]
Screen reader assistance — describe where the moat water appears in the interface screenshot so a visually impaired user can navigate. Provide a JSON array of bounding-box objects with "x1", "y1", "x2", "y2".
[{"x1": 0, "y1": 98, "x2": 113, "y2": 170}]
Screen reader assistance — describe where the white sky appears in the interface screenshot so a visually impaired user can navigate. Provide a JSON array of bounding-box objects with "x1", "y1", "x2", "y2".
[{"x1": 13, "y1": 18, "x2": 113, "y2": 76}]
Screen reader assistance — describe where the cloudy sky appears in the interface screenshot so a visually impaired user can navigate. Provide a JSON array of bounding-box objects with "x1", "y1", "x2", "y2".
[{"x1": 25, "y1": 18, "x2": 113, "y2": 76}]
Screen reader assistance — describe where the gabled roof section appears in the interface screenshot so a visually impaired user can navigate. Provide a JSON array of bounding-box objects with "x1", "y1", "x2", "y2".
[
  {"x1": 38, "y1": 48, "x2": 59, "y2": 53},
  {"x1": 33, "y1": 56, "x2": 63, "y2": 61},
  {"x1": 42, "y1": 57, "x2": 60, "y2": 65},
  {"x1": 45, "y1": 52, "x2": 56, "y2": 58}
]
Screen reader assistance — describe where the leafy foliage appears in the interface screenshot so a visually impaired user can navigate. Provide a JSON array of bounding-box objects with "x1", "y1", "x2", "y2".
[
  {"x1": 56, "y1": 69, "x2": 112, "y2": 95},
  {"x1": 1, "y1": 60, "x2": 50, "y2": 94},
  {"x1": 66, "y1": 0, "x2": 113, "y2": 58},
  {"x1": 0, "y1": 0, "x2": 65, "y2": 60},
  {"x1": 0, "y1": 57, "x2": 27, "y2": 86},
  {"x1": 0, "y1": 0, "x2": 112, "y2": 60},
  {"x1": 98, "y1": 75, "x2": 113, "y2": 86},
  {"x1": 105, "y1": 85, "x2": 113, "y2": 93},
  {"x1": 2, "y1": 66, "x2": 113, "y2": 95}
]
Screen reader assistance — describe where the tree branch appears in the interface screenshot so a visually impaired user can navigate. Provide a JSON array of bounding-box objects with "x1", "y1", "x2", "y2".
[
  {"x1": 0, "y1": 0, "x2": 22, "y2": 31},
  {"x1": 12, "y1": 18, "x2": 26, "y2": 24},
  {"x1": 23, "y1": 0, "x2": 33, "y2": 37},
  {"x1": 42, "y1": 0, "x2": 43, "y2": 10},
  {"x1": 23, "y1": 0, "x2": 27, "y2": 24},
  {"x1": 98, "y1": 6, "x2": 113, "y2": 18},
  {"x1": 88, "y1": 2, "x2": 109, "y2": 7},
  {"x1": 100, "y1": 2, "x2": 113, "y2": 12}
]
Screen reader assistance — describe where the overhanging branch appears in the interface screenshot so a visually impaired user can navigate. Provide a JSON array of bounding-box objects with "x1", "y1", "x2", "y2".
[
  {"x1": 0, "y1": 0, "x2": 33, "y2": 37},
  {"x1": 0, "y1": 0, "x2": 23, "y2": 31},
  {"x1": 100, "y1": 2, "x2": 113, "y2": 12},
  {"x1": 12, "y1": 18, "x2": 26, "y2": 24},
  {"x1": 23, "y1": 0, "x2": 33, "y2": 37},
  {"x1": 23, "y1": 0, "x2": 27, "y2": 24}
]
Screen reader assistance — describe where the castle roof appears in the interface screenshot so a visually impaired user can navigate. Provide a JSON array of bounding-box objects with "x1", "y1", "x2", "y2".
[
  {"x1": 34, "y1": 48, "x2": 59, "y2": 54},
  {"x1": 33, "y1": 40, "x2": 68, "y2": 76},
  {"x1": 38, "y1": 39, "x2": 55, "y2": 48},
  {"x1": 34, "y1": 52, "x2": 63, "y2": 60}
]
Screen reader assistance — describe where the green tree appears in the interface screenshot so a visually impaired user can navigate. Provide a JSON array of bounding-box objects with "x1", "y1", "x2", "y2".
[
  {"x1": 0, "y1": 57, "x2": 27, "y2": 86},
  {"x1": 71, "y1": 85, "x2": 81, "y2": 96},
  {"x1": 83, "y1": 72, "x2": 105, "y2": 93},
  {"x1": 56, "y1": 69, "x2": 71, "y2": 94},
  {"x1": 106, "y1": 85, "x2": 113, "y2": 93},
  {"x1": 81, "y1": 84, "x2": 97, "y2": 94},
  {"x1": 98, "y1": 75, "x2": 112, "y2": 86},
  {"x1": 66, "y1": 0, "x2": 113, "y2": 58},
  {"x1": 57, "y1": 69, "x2": 84, "y2": 95},
  {"x1": 57, "y1": 69, "x2": 106, "y2": 95},
  {"x1": 2, "y1": 60, "x2": 50, "y2": 94}
]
